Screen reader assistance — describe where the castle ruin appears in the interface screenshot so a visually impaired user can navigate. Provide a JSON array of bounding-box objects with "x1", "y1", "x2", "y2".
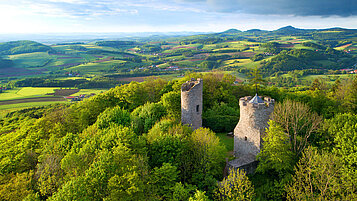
[
  {"x1": 229, "y1": 94, "x2": 274, "y2": 174},
  {"x1": 181, "y1": 78, "x2": 203, "y2": 130}
]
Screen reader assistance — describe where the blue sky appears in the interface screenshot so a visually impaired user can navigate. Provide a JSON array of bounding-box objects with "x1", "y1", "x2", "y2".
[{"x1": 1, "y1": 0, "x2": 357, "y2": 33}]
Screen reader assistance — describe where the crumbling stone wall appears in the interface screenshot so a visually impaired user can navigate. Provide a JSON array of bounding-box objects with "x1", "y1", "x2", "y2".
[{"x1": 181, "y1": 78, "x2": 202, "y2": 130}]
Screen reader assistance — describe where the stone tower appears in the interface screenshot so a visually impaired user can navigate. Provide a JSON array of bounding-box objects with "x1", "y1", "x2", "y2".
[
  {"x1": 229, "y1": 94, "x2": 274, "y2": 174},
  {"x1": 181, "y1": 78, "x2": 203, "y2": 130}
]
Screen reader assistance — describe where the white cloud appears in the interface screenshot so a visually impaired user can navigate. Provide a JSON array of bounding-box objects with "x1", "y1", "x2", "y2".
[{"x1": 46, "y1": 0, "x2": 85, "y2": 3}]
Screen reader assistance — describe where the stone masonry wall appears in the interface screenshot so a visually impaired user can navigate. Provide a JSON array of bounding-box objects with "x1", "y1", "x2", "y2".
[
  {"x1": 234, "y1": 96, "x2": 274, "y2": 158},
  {"x1": 181, "y1": 78, "x2": 203, "y2": 130}
]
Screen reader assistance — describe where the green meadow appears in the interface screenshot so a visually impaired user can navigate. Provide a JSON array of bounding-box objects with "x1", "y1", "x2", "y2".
[
  {"x1": 0, "y1": 87, "x2": 57, "y2": 101},
  {"x1": 64, "y1": 60, "x2": 126, "y2": 74},
  {"x1": 70, "y1": 89, "x2": 107, "y2": 96},
  {"x1": 7, "y1": 52, "x2": 53, "y2": 68}
]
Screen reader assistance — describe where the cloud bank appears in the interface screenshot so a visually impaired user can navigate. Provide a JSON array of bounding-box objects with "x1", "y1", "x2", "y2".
[{"x1": 182, "y1": 0, "x2": 357, "y2": 17}]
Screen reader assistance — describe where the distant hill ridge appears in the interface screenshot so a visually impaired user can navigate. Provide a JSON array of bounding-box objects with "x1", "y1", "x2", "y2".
[
  {"x1": 0, "y1": 40, "x2": 54, "y2": 55},
  {"x1": 218, "y1": 26, "x2": 357, "y2": 35}
]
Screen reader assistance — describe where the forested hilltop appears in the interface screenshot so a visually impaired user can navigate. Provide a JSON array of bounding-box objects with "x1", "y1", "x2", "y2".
[{"x1": 0, "y1": 72, "x2": 356, "y2": 200}]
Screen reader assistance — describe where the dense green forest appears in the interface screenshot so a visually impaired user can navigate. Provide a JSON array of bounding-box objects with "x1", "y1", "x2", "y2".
[{"x1": 0, "y1": 72, "x2": 356, "y2": 200}]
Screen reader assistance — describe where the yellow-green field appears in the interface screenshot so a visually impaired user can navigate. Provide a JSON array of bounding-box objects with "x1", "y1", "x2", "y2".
[
  {"x1": 0, "y1": 87, "x2": 108, "y2": 117},
  {"x1": 223, "y1": 58, "x2": 261, "y2": 69},
  {"x1": 0, "y1": 87, "x2": 58, "y2": 101},
  {"x1": 70, "y1": 89, "x2": 107, "y2": 96}
]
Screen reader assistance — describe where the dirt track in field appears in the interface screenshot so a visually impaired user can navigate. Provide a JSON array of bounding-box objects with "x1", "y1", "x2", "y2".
[{"x1": 0, "y1": 97, "x2": 66, "y2": 106}]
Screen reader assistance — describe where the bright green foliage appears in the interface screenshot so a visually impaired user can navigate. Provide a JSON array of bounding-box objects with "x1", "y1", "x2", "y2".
[
  {"x1": 201, "y1": 73, "x2": 239, "y2": 110},
  {"x1": 131, "y1": 102, "x2": 167, "y2": 134},
  {"x1": 148, "y1": 132, "x2": 188, "y2": 169},
  {"x1": 216, "y1": 168, "x2": 255, "y2": 201},
  {"x1": 171, "y1": 182, "x2": 197, "y2": 201},
  {"x1": 330, "y1": 113, "x2": 357, "y2": 168},
  {"x1": 36, "y1": 155, "x2": 64, "y2": 198},
  {"x1": 149, "y1": 163, "x2": 179, "y2": 199},
  {"x1": 95, "y1": 106, "x2": 131, "y2": 129},
  {"x1": 203, "y1": 102, "x2": 239, "y2": 132},
  {"x1": 0, "y1": 171, "x2": 34, "y2": 201},
  {"x1": 190, "y1": 128, "x2": 226, "y2": 181},
  {"x1": 342, "y1": 78, "x2": 357, "y2": 113},
  {"x1": 52, "y1": 132, "x2": 148, "y2": 200},
  {"x1": 0, "y1": 119, "x2": 39, "y2": 174},
  {"x1": 257, "y1": 120, "x2": 295, "y2": 174},
  {"x1": 286, "y1": 147, "x2": 357, "y2": 200},
  {"x1": 146, "y1": 119, "x2": 179, "y2": 143},
  {"x1": 189, "y1": 190, "x2": 210, "y2": 201},
  {"x1": 23, "y1": 192, "x2": 41, "y2": 201},
  {"x1": 331, "y1": 77, "x2": 357, "y2": 113},
  {"x1": 146, "y1": 120, "x2": 192, "y2": 182},
  {"x1": 272, "y1": 99, "x2": 322, "y2": 157},
  {"x1": 69, "y1": 91, "x2": 119, "y2": 131},
  {"x1": 112, "y1": 79, "x2": 167, "y2": 111},
  {"x1": 106, "y1": 170, "x2": 146, "y2": 201},
  {"x1": 61, "y1": 125, "x2": 141, "y2": 178},
  {"x1": 161, "y1": 91, "x2": 181, "y2": 121},
  {"x1": 249, "y1": 67, "x2": 265, "y2": 94}
]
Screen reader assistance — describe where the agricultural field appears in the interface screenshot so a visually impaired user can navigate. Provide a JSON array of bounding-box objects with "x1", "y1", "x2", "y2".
[
  {"x1": 6, "y1": 52, "x2": 53, "y2": 69},
  {"x1": 0, "y1": 87, "x2": 58, "y2": 101},
  {"x1": 70, "y1": 88, "x2": 107, "y2": 96},
  {"x1": 64, "y1": 60, "x2": 126, "y2": 74},
  {"x1": 223, "y1": 59, "x2": 253, "y2": 68},
  {"x1": 0, "y1": 87, "x2": 109, "y2": 116}
]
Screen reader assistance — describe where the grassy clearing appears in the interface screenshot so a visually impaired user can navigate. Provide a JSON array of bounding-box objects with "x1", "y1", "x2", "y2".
[
  {"x1": 225, "y1": 71, "x2": 248, "y2": 80},
  {"x1": 0, "y1": 87, "x2": 58, "y2": 101},
  {"x1": 216, "y1": 133, "x2": 234, "y2": 152}
]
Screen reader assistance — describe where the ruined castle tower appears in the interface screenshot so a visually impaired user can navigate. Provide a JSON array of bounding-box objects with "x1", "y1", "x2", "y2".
[
  {"x1": 229, "y1": 94, "x2": 274, "y2": 173},
  {"x1": 181, "y1": 78, "x2": 203, "y2": 130}
]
